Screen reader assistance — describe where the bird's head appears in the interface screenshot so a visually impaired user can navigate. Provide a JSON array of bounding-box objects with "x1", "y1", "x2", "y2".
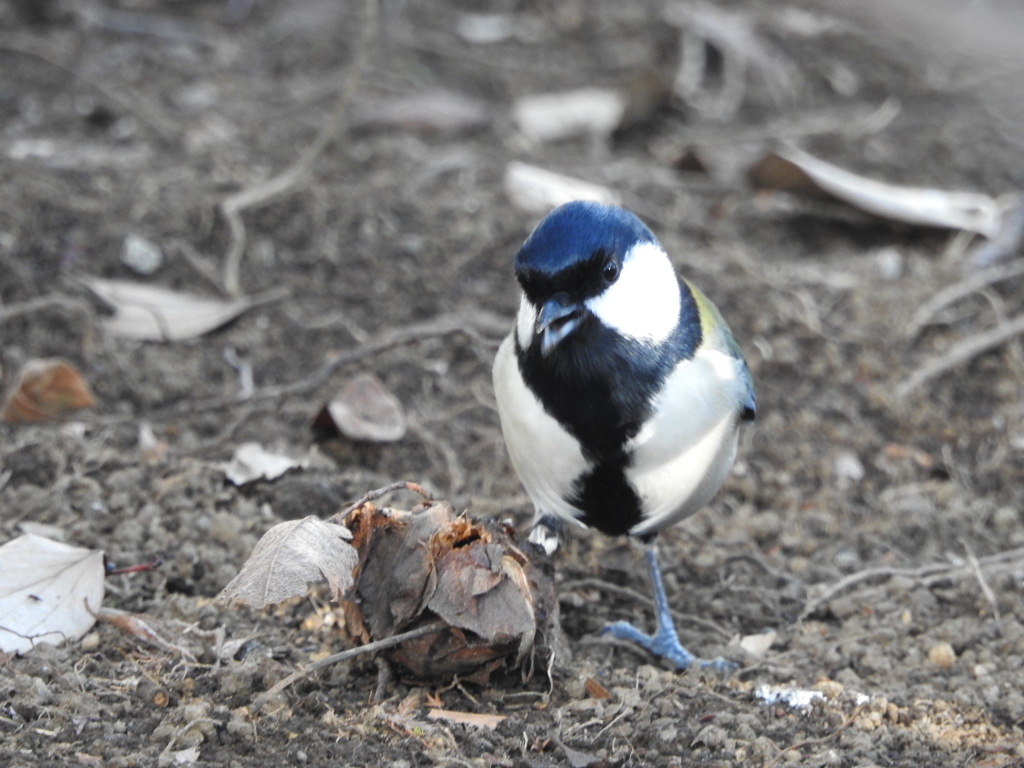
[{"x1": 513, "y1": 201, "x2": 683, "y2": 356}]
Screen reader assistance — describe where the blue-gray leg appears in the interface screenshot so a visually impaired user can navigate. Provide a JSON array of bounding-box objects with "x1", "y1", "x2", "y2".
[{"x1": 600, "y1": 544, "x2": 735, "y2": 672}]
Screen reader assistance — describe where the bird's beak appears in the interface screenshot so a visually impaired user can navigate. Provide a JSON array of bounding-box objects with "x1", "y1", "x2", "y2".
[{"x1": 537, "y1": 296, "x2": 582, "y2": 356}]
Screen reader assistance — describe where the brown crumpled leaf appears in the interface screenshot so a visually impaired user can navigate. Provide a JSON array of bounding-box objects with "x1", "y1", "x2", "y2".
[
  {"x1": 312, "y1": 373, "x2": 407, "y2": 442},
  {"x1": 2, "y1": 359, "x2": 96, "y2": 423},
  {"x1": 342, "y1": 500, "x2": 561, "y2": 680},
  {"x1": 218, "y1": 516, "x2": 357, "y2": 609}
]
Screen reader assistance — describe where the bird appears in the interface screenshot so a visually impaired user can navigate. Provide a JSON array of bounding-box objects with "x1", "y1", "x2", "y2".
[{"x1": 492, "y1": 200, "x2": 755, "y2": 670}]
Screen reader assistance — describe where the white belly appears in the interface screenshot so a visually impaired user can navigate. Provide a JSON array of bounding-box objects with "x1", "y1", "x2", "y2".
[{"x1": 492, "y1": 334, "x2": 589, "y2": 524}]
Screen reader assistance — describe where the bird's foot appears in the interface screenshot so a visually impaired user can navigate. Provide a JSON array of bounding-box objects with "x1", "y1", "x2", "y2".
[{"x1": 600, "y1": 621, "x2": 736, "y2": 672}]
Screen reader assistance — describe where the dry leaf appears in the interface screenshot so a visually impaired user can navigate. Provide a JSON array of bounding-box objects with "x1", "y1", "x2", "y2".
[
  {"x1": 750, "y1": 146, "x2": 1004, "y2": 238},
  {"x1": 224, "y1": 442, "x2": 303, "y2": 485},
  {"x1": 512, "y1": 88, "x2": 626, "y2": 143},
  {"x1": 312, "y1": 373, "x2": 407, "y2": 442},
  {"x1": 342, "y1": 500, "x2": 561, "y2": 680},
  {"x1": 560, "y1": 743, "x2": 604, "y2": 768},
  {"x1": 218, "y1": 516, "x2": 357, "y2": 609},
  {"x1": 0, "y1": 534, "x2": 105, "y2": 654},
  {"x1": 426, "y1": 709, "x2": 506, "y2": 730},
  {"x1": 505, "y1": 161, "x2": 621, "y2": 215},
  {"x1": 351, "y1": 91, "x2": 489, "y2": 135},
  {"x1": 584, "y1": 677, "x2": 611, "y2": 699},
  {"x1": 82, "y1": 277, "x2": 255, "y2": 341},
  {"x1": 738, "y1": 629, "x2": 777, "y2": 658},
  {"x1": 456, "y1": 13, "x2": 514, "y2": 44},
  {"x1": 2, "y1": 359, "x2": 96, "y2": 423}
]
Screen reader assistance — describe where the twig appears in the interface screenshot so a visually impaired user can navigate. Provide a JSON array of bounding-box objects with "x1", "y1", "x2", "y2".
[
  {"x1": 220, "y1": 0, "x2": 379, "y2": 296},
  {"x1": 559, "y1": 577, "x2": 732, "y2": 639},
  {"x1": 0, "y1": 34, "x2": 179, "y2": 143},
  {"x1": 763, "y1": 705, "x2": 865, "y2": 768},
  {"x1": 158, "y1": 717, "x2": 219, "y2": 761},
  {"x1": 331, "y1": 481, "x2": 433, "y2": 523},
  {"x1": 798, "y1": 546, "x2": 1024, "y2": 620},
  {"x1": 154, "y1": 309, "x2": 509, "y2": 419},
  {"x1": 961, "y1": 539, "x2": 1002, "y2": 627},
  {"x1": 250, "y1": 620, "x2": 446, "y2": 713},
  {"x1": 0, "y1": 293, "x2": 93, "y2": 324},
  {"x1": 896, "y1": 312, "x2": 1024, "y2": 397},
  {"x1": 905, "y1": 257, "x2": 1024, "y2": 339}
]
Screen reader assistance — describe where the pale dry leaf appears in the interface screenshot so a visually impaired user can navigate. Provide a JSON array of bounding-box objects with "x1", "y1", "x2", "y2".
[
  {"x1": 505, "y1": 161, "x2": 621, "y2": 214},
  {"x1": 316, "y1": 373, "x2": 407, "y2": 442},
  {"x1": 218, "y1": 516, "x2": 357, "y2": 608},
  {"x1": 426, "y1": 709, "x2": 506, "y2": 730},
  {"x1": 0, "y1": 534, "x2": 105, "y2": 654},
  {"x1": 352, "y1": 90, "x2": 490, "y2": 135},
  {"x1": 751, "y1": 146, "x2": 1004, "y2": 238},
  {"x1": 513, "y1": 88, "x2": 626, "y2": 143},
  {"x1": 738, "y1": 629, "x2": 777, "y2": 658},
  {"x1": 82, "y1": 277, "x2": 255, "y2": 341},
  {"x1": 223, "y1": 442, "x2": 302, "y2": 485}
]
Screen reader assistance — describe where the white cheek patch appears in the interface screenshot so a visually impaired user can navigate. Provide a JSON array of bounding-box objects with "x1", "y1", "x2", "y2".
[
  {"x1": 585, "y1": 241, "x2": 681, "y2": 345},
  {"x1": 516, "y1": 295, "x2": 537, "y2": 348}
]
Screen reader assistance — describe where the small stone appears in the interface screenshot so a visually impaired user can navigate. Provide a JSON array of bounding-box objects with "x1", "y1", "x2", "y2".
[
  {"x1": 121, "y1": 234, "x2": 163, "y2": 275},
  {"x1": 991, "y1": 506, "x2": 1018, "y2": 534},
  {"x1": 928, "y1": 642, "x2": 956, "y2": 669},
  {"x1": 209, "y1": 511, "x2": 243, "y2": 544},
  {"x1": 784, "y1": 748, "x2": 802, "y2": 762},
  {"x1": 813, "y1": 679, "x2": 843, "y2": 699},
  {"x1": 874, "y1": 247, "x2": 903, "y2": 280},
  {"x1": 691, "y1": 724, "x2": 726, "y2": 749},
  {"x1": 80, "y1": 631, "x2": 100, "y2": 652}
]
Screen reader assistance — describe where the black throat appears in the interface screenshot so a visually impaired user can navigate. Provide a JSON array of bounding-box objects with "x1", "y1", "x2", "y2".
[{"x1": 515, "y1": 287, "x2": 701, "y2": 535}]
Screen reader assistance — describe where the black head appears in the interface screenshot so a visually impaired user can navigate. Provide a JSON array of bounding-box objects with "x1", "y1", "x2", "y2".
[{"x1": 514, "y1": 201, "x2": 657, "y2": 307}]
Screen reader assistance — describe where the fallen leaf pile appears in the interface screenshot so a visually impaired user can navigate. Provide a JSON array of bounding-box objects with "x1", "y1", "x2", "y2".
[{"x1": 219, "y1": 498, "x2": 561, "y2": 682}]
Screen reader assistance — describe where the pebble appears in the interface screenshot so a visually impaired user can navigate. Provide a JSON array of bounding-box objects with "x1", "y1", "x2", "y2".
[
  {"x1": 121, "y1": 234, "x2": 163, "y2": 275},
  {"x1": 928, "y1": 642, "x2": 956, "y2": 669}
]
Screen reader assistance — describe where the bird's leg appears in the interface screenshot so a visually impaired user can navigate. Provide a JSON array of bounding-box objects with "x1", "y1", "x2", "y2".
[{"x1": 600, "y1": 543, "x2": 735, "y2": 672}]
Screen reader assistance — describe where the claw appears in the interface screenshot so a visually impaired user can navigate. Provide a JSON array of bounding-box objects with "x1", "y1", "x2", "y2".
[{"x1": 598, "y1": 544, "x2": 735, "y2": 672}]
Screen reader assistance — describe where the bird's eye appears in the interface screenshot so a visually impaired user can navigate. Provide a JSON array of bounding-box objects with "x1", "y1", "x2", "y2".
[{"x1": 602, "y1": 261, "x2": 619, "y2": 283}]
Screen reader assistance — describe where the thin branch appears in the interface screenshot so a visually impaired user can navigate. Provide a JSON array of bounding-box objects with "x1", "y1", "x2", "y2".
[
  {"x1": 220, "y1": 0, "x2": 379, "y2": 296},
  {"x1": 0, "y1": 293, "x2": 93, "y2": 324},
  {"x1": 763, "y1": 705, "x2": 866, "y2": 768},
  {"x1": 897, "y1": 312, "x2": 1024, "y2": 397},
  {"x1": 961, "y1": 539, "x2": 1001, "y2": 627},
  {"x1": 799, "y1": 546, "x2": 1024, "y2": 621},
  {"x1": 149, "y1": 309, "x2": 509, "y2": 420},
  {"x1": 905, "y1": 256, "x2": 1024, "y2": 339},
  {"x1": 331, "y1": 481, "x2": 433, "y2": 523},
  {"x1": 0, "y1": 35, "x2": 179, "y2": 143},
  {"x1": 559, "y1": 577, "x2": 732, "y2": 639},
  {"x1": 250, "y1": 620, "x2": 446, "y2": 713}
]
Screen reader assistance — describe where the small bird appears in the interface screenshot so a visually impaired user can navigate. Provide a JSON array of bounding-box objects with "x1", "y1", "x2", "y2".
[{"x1": 493, "y1": 201, "x2": 755, "y2": 670}]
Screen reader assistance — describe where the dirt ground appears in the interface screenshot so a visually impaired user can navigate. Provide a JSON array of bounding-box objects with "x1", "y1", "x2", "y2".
[{"x1": 3, "y1": 1, "x2": 1024, "y2": 766}]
